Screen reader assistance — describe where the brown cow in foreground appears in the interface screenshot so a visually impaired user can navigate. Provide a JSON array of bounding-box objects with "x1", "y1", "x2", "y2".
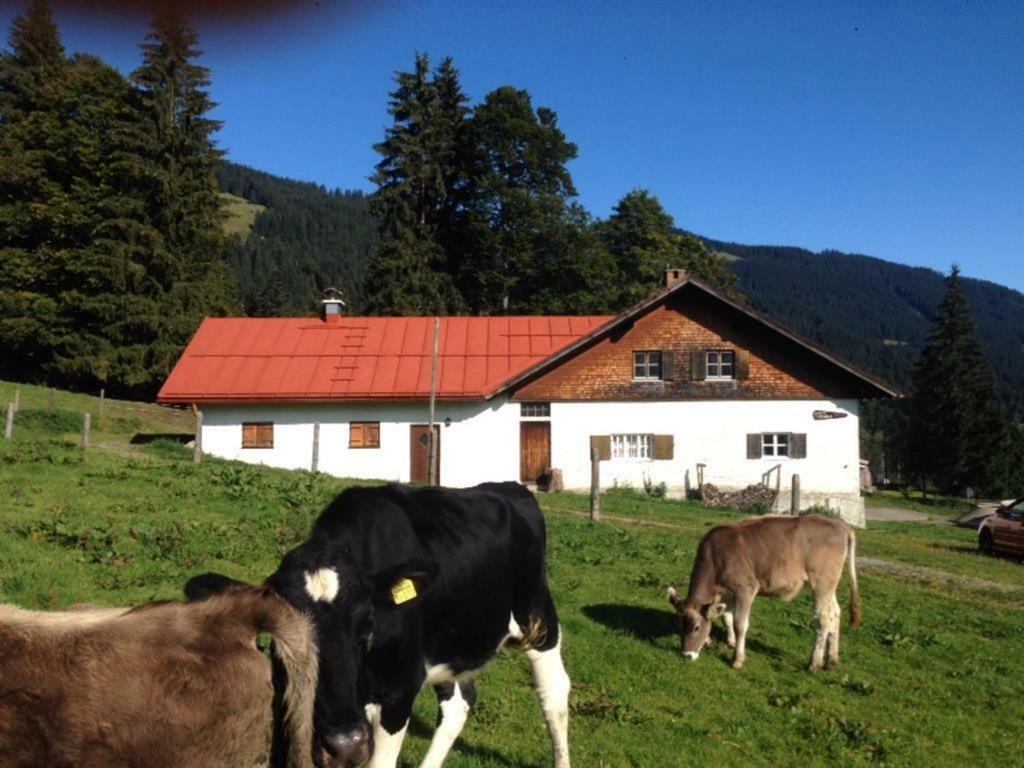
[
  {"x1": 0, "y1": 583, "x2": 318, "y2": 768},
  {"x1": 668, "y1": 515, "x2": 861, "y2": 671}
]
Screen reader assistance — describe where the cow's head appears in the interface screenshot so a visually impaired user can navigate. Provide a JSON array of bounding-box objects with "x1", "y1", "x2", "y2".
[
  {"x1": 667, "y1": 586, "x2": 725, "y2": 661},
  {"x1": 270, "y1": 545, "x2": 437, "y2": 768}
]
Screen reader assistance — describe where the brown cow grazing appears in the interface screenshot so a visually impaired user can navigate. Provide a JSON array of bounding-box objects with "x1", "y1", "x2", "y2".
[
  {"x1": 0, "y1": 583, "x2": 318, "y2": 768},
  {"x1": 667, "y1": 515, "x2": 861, "y2": 672}
]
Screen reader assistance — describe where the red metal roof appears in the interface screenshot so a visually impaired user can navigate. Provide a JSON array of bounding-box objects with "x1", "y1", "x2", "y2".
[{"x1": 157, "y1": 315, "x2": 613, "y2": 404}]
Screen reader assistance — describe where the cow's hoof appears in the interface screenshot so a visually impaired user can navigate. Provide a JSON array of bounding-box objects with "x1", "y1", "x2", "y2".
[
  {"x1": 807, "y1": 663, "x2": 822, "y2": 673},
  {"x1": 727, "y1": 640, "x2": 737, "y2": 649},
  {"x1": 825, "y1": 658, "x2": 839, "y2": 670},
  {"x1": 731, "y1": 659, "x2": 744, "y2": 670}
]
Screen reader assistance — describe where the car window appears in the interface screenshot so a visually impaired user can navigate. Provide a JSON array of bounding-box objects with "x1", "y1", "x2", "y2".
[{"x1": 1010, "y1": 500, "x2": 1024, "y2": 516}]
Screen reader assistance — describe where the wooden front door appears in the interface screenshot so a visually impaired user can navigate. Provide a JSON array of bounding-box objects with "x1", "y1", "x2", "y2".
[
  {"x1": 520, "y1": 422, "x2": 551, "y2": 483},
  {"x1": 410, "y1": 424, "x2": 440, "y2": 485}
]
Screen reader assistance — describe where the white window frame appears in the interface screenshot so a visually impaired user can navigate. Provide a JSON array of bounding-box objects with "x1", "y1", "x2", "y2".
[
  {"x1": 761, "y1": 433, "x2": 790, "y2": 458},
  {"x1": 611, "y1": 433, "x2": 653, "y2": 461},
  {"x1": 520, "y1": 402, "x2": 551, "y2": 418},
  {"x1": 706, "y1": 350, "x2": 735, "y2": 380},
  {"x1": 633, "y1": 351, "x2": 662, "y2": 381}
]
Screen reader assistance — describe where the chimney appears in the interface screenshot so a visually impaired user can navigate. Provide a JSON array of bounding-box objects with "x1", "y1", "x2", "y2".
[
  {"x1": 321, "y1": 287, "x2": 345, "y2": 325},
  {"x1": 665, "y1": 268, "x2": 688, "y2": 288}
]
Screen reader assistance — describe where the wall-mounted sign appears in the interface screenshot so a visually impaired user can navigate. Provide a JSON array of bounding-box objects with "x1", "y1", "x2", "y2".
[{"x1": 813, "y1": 410, "x2": 848, "y2": 420}]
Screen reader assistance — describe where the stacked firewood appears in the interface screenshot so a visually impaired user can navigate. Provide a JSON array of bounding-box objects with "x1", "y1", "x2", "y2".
[{"x1": 701, "y1": 483, "x2": 778, "y2": 511}]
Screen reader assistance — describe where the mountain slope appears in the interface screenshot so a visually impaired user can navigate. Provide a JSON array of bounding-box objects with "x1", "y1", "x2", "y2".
[{"x1": 704, "y1": 239, "x2": 1024, "y2": 417}]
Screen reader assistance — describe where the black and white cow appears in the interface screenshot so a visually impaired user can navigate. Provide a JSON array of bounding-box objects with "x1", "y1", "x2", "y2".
[{"x1": 268, "y1": 481, "x2": 571, "y2": 768}]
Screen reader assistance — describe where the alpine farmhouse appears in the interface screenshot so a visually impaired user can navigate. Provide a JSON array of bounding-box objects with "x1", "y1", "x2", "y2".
[{"x1": 158, "y1": 271, "x2": 897, "y2": 526}]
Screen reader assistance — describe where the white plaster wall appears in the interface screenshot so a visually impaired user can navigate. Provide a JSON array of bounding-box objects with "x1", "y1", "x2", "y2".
[
  {"x1": 201, "y1": 398, "x2": 520, "y2": 488},
  {"x1": 548, "y1": 399, "x2": 864, "y2": 526},
  {"x1": 201, "y1": 397, "x2": 865, "y2": 526}
]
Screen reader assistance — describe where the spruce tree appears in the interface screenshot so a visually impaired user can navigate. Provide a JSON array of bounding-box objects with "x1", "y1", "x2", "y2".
[
  {"x1": 599, "y1": 189, "x2": 739, "y2": 306},
  {"x1": 364, "y1": 53, "x2": 464, "y2": 315},
  {"x1": 0, "y1": 0, "x2": 67, "y2": 380},
  {"x1": 903, "y1": 266, "x2": 1006, "y2": 494}
]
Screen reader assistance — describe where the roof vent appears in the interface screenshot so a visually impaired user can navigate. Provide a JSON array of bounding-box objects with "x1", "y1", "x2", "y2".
[
  {"x1": 321, "y1": 287, "x2": 345, "y2": 324},
  {"x1": 665, "y1": 268, "x2": 688, "y2": 288}
]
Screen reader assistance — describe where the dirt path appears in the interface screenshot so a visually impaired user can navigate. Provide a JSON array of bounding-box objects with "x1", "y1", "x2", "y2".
[
  {"x1": 540, "y1": 504, "x2": 1022, "y2": 597},
  {"x1": 865, "y1": 505, "x2": 953, "y2": 524}
]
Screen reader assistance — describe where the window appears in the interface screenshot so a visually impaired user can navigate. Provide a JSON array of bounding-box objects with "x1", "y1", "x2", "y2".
[
  {"x1": 350, "y1": 422, "x2": 381, "y2": 449},
  {"x1": 520, "y1": 402, "x2": 551, "y2": 418},
  {"x1": 762, "y1": 433, "x2": 790, "y2": 458},
  {"x1": 611, "y1": 433, "x2": 653, "y2": 460},
  {"x1": 706, "y1": 350, "x2": 735, "y2": 380},
  {"x1": 242, "y1": 422, "x2": 273, "y2": 449},
  {"x1": 633, "y1": 351, "x2": 662, "y2": 380}
]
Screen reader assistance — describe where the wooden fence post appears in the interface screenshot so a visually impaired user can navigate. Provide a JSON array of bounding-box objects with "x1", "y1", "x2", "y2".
[
  {"x1": 82, "y1": 413, "x2": 91, "y2": 449},
  {"x1": 13, "y1": 389, "x2": 19, "y2": 414},
  {"x1": 311, "y1": 422, "x2": 320, "y2": 473},
  {"x1": 791, "y1": 473, "x2": 801, "y2": 515},
  {"x1": 4, "y1": 403, "x2": 13, "y2": 440},
  {"x1": 98, "y1": 388, "x2": 105, "y2": 418},
  {"x1": 590, "y1": 446, "x2": 601, "y2": 522},
  {"x1": 193, "y1": 410, "x2": 203, "y2": 465}
]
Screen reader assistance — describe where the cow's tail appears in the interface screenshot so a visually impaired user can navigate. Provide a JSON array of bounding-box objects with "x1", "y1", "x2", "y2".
[
  {"x1": 847, "y1": 527, "x2": 862, "y2": 630},
  {"x1": 262, "y1": 591, "x2": 319, "y2": 768}
]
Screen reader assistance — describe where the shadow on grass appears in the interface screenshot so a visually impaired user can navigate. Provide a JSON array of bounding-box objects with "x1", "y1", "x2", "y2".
[
  {"x1": 582, "y1": 603, "x2": 674, "y2": 643},
  {"x1": 130, "y1": 433, "x2": 192, "y2": 445},
  {"x1": 407, "y1": 713, "x2": 543, "y2": 768}
]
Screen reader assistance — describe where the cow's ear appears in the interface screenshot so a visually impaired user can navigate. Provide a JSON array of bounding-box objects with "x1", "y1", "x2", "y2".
[
  {"x1": 372, "y1": 559, "x2": 439, "y2": 608},
  {"x1": 185, "y1": 572, "x2": 248, "y2": 602},
  {"x1": 667, "y1": 586, "x2": 683, "y2": 608},
  {"x1": 705, "y1": 603, "x2": 728, "y2": 620}
]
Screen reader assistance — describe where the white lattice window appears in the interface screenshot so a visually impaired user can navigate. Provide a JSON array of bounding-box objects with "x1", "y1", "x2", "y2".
[
  {"x1": 706, "y1": 350, "x2": 735, "y2": 380},
  {"x1": 762, "y1": 433, "x2": 790, "y2": 458},
  {"x1": 632, "y1": 351, "x2": 662, "y2": 380},
  {"x1": 611, "y1": 433, "x2": 653, "y2": 460}
]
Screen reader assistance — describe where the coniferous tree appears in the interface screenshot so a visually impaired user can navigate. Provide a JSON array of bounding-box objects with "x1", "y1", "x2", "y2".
[
  {"x1": 903, "y1": 266, "x2": 1006, "y2": 494},
  {"x1": 364, "y1": 53, "x2": 464, "y2": 314},
  {"x1": 0, "y1": 0, "x2": 68, "y2": 380},
  {"x1": 600, "y1": 189, "x2": 739, "y2": 305}
]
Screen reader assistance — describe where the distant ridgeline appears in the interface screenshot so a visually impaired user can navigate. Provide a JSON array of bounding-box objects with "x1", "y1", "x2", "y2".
[
  {"x1": 704, "y1": 239, "x2": 1024, "y2": 419},
  {"x1": 214, "y1": 162, "x2": 1023, "y2": 418},
  {"x1": 217, "y1": 162, "x2": 377, "y2": 315}
]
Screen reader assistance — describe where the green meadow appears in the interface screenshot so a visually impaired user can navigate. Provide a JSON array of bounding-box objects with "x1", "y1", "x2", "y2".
[{"x1": 1, "y1": 381, "x2": 1021, "y2": 767}]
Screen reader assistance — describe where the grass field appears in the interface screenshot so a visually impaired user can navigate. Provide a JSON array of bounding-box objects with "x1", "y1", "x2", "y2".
[
  {"x1": 1, "y1": 381, "x2": 1022, "y2": 767},
  {"x1": 221, "y1": 192, "x2": 266, "y2": 238}
]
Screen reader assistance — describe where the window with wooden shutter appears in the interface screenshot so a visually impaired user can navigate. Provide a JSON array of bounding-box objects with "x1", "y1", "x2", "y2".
[
  {"x1": 691, "y1": 349, "x2": 707, "y2": 380},
  {"x1": 633, "y1": 351, "x2": 662, "y2": 380},
  {"x1": 706, "y1": 350, "x2": 735, "y2": 380},
  {"x1": 746, "y1": 433, "x2": 761, "y2": 459},
  {"x1": 350, "y1": 422, "x2": 381, "y2": 449},
  {"x1": 242, "y1": 422, "x2": 273, "y2": 449},
  {"x1": 653, "y1": 434, "x2": 674, "y2": 460}
]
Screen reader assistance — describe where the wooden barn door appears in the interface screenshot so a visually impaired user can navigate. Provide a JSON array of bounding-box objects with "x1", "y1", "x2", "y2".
[
  {"x1": 410, "y1": 424, "x2": 440, "y2": 485},
  {"x1": 520, "y1": 422, "x2": 551, "y2": 483}
]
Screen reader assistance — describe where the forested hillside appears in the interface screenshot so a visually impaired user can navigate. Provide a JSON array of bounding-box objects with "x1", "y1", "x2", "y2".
[
  {"x1": 705, "y1": 240, "x2": 1024, "y2": 418},
  {"x1": 217, "y1": 163, "x2": 376, "y2": 314}
]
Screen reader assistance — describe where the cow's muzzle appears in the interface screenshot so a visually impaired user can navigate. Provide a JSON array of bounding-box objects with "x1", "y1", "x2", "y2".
[
  {"x1": 321, "y1": 724, "x2": 372, "y2": 767},
  {"x1": 682, "y1": 651, "x2": 700, "y2": 662}
]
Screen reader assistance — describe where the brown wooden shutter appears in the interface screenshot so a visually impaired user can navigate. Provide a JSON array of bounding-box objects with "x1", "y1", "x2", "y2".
[
  {"x1": 746, "y1": 433, "x2": 762, "y2": 459},
  {"x1": 350, "y1": 423, "x2": 364, "y2": 448},
  {"x1": 661, "y1": 351, "x2": 675, "y2": 381},
  {"x1": 735, "y1": 349, "x2": 750, "y2": 380},
  {"x1": 691, "y1": 349, "x2": 706, "y2": 381},
  {"x1": 242, "y1": 423, "x2": 257, "y2": 448},
  {"x1": 790, "y1": 433, "x2": 807, "y2": 459},
  {"x1": 653, "y1": 434, "x2": 674, "y2": 460},
  {"x1": 258, "y1": 423, "x2": 273, "y2": 448},
  {"x1": 368, "y1": 423, "x2": 380, "y2": 448},
  {"x1": 590, "y1": 435, "x2": 611, "y2": 461}
]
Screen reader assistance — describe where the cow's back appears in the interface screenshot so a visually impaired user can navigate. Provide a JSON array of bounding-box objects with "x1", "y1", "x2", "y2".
[{"x1": 702, "y1": 515, "x2": 850, "y2": 598}]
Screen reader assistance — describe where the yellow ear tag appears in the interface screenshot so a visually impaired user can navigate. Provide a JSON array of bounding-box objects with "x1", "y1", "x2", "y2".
[{"x1": 391, "y1": 578, "x2": 417, "y2": 605}]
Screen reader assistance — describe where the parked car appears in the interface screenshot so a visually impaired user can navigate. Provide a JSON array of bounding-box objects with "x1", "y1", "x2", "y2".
[{"x1": 978, "y1": 497, "x2": 1024, "y2": 557}]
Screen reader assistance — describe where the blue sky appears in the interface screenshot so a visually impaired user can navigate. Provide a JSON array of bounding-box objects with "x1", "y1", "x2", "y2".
[{"x1": 5, "y1": 0, "x2": 1023, "y2": 291}]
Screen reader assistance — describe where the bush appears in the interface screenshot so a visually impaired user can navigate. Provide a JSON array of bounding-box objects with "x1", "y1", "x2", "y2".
[
  {"x1": 642, "y1": 474, "x2": 667, "y2": 499},
  {"x1": 800, "y1": 503, "x2": 840, "y2": 519}
]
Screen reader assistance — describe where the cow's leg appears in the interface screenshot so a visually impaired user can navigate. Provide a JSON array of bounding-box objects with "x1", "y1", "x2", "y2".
[
  {"x1": 526, "y1": 628, "x2": 571, "y2": 768},
  {"x1": 365, "y1": 700, "x2": 411, "y2": 768},
  {"x1": 825, "y1": 594, "x2": 842, "y2": 669},
  {"x1": 723, "y1": 609, "x2": 736, "y2": 648},
  {"x1": 731, "y1": 590, "x2": 755, "y2": 669},
  {"x1": 419, "y1": 681, "x2": 476, "y2": 768},
  {"x1": 809, "y1": 590, "x2": 839, "y2": 672}
]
